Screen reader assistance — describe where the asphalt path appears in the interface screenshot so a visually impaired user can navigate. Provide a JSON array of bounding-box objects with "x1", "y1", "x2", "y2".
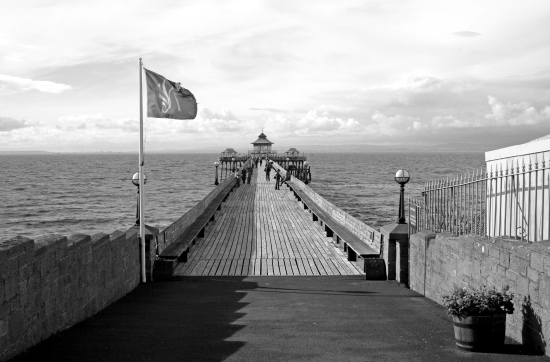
[{"x1": 11, "y1": 276, "x2": 549, "y2": 361}]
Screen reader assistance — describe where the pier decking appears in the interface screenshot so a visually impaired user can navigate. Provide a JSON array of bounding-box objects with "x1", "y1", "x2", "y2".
[{"x1": 174, "y1": 165, "x2": 362, "y2": 276}]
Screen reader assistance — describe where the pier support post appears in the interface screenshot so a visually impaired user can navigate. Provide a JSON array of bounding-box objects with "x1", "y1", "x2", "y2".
[{"x1": 381, "y1": 223, "x2": 409, "y2": 286}]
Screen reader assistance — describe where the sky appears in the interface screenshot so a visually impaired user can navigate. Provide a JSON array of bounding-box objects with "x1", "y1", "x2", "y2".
[{"x1": 1, "y1": 0, "x2": 550, "y2": 153}]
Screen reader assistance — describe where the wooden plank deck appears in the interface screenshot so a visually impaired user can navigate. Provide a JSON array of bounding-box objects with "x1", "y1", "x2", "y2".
[{"x1": 174, "y1": 164, "x2": 363, "y2": 276}]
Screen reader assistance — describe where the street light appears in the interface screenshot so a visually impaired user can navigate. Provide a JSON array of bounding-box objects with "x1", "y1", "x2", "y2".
[
  {"x1": 231, "y1": 157, "x2": 235, "y2": 172},
  {"x1": 214, "y1": 161, "x2": 220, "y2": 185},
  {"x1": 304, "y1": 161, "x2": 309, "y2": 184},
  {"x1": 132, "y1": 171, "x2": 147, "y2": 225},
  {"x1": 395, "y1": 169, "x2": 410, "y2": 224}
]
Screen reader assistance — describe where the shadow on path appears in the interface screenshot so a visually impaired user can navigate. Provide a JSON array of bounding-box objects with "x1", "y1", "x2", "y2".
[
  {"x1": 11, "y1": 277, "x2": 256, "y2": 362},
  {"x1": 10, "y1": 276, "x2": 550, "y2": 361}
]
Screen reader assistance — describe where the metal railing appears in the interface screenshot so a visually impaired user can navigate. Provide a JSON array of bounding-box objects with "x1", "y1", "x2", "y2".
[
  {"x1": 410, "y1": 168, "x2": 487, "y2": 237},
  {"x1": 409, "y1": 154, "x2": 550, "y2": 242}
]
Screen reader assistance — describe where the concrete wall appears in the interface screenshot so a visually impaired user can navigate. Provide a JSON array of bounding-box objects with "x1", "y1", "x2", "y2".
[
  {"x1": 0, "y1": 230, "x2": 140, "y2": 361},
  {"x1": 410, "y1": 231, "x2": 550, "y2": 355}
]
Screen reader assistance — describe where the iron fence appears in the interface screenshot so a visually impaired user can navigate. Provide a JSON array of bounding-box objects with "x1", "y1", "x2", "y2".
[{"x1": 409, "y1": 153, "x2": 550, "y2": 242}]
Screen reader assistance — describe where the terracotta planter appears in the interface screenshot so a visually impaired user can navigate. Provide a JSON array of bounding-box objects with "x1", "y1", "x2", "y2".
[{"x1": 453, "y1": 314, "x2": 506, "y2": 351}]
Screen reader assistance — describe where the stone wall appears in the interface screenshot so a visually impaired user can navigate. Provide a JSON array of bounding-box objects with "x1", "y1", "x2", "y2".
[
  {"x1": 0, "y1": 230, "x2": 140, "y2": 361},
  {"x1": 410, "y1": 231, "x2": 550, "y2": 355}
]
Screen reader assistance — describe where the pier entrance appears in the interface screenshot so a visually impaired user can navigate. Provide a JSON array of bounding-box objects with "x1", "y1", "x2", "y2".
[{"x1": 173, "y1": 164, "x2": 362, "y2": 276}]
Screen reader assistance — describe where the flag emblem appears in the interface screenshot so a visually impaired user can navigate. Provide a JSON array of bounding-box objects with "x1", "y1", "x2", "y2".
[{"x1": 144, "y1": 69, "x2": 197, "y2": 119}]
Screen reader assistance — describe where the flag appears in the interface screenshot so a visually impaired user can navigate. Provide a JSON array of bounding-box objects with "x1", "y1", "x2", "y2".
[{"x1": 144, "y1": 69, "x2": 197, "y2": 119}]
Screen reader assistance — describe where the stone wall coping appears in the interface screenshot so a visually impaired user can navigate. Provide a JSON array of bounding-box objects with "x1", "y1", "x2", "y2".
[
  {"x1": 109, "y1": 230, "x2": 126, "y2": 243},
  {"x1": 67, "y1": 234, "x2": 92, "y2": 249},
  {"x1": 34, "y1": 234, "x2": 67, "y2": 256},
  {"x1": 474, "y1": 236, "x2": 550, "y2": 257},
  {"x1": 0, "y1": 236, "x2": 34, "y2": 262},
  {"x1": 381, "y1": 223, "x2": 409, "y2": 240}
]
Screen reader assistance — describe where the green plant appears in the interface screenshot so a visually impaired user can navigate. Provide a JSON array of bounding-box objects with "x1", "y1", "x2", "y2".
[{"x1": 442, "y1": 285, "x2": 514, "y2": 319}]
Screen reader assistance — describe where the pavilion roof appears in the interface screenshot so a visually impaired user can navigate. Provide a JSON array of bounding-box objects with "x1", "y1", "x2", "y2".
[{"x1": 251, "y1": 131, "x2": 274, "y2": 145}]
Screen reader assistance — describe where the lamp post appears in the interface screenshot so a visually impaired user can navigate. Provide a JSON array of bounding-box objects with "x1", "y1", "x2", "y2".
[
  {"x1": 214, "y1": 161, "x2": 220, "y2": 185},
  {"x1": 395, "y1": 169, "x2": 410, "y2": 224},
  {"x1": 304, "y1": 161, "x2": 309, "y2": 184},
  {"x1": 231, "y1": 157, "x2": 235, "y2": 172},
  {"x1": 132, "y1": 171, "x2": 147, "y2": 225}
]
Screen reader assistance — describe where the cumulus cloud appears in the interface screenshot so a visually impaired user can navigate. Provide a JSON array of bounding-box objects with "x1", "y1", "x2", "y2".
[
  {"x1": 484, "y1": 95, "x2": 550, "y2": 126},
  {"x1": 371, "y1": 112, "x2": 421, "y2": 135},
  {"x1": 294, "y1": 108, "x2": 363, "y2": 134},
  {"x1": 0, "y1": 117, "x2": 30, "y2": 131},
  {"x1": 0, "y1": 74, "x2": 72, "y2": 94}
]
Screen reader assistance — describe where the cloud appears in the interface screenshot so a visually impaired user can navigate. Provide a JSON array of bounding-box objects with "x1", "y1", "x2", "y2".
[
  {"x1": 0, "y1": 117, "x2": 30, "y2": 131},
  {"x1": 57, "y1": 114, "x2": 139, "y2": 132},
  {"x1": 431, "y1": 115, "x2": 476, "y2": 128},
  {"x1": 0, "y1": 74, "x2": 72, "y2": 94},
  {"x1": 370, "y1": 112, "x2": 421, "y2": 136},
  {"x1": 484, "y1": 96, "x2": 550, "y2": 126},
  {"x1": 453, "y1": 31, "x2": 481, "y2": 37}
]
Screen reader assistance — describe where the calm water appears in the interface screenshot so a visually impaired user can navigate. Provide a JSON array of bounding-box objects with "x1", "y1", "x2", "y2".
[{"x1": 0, "y1": 152, "x2": 485, "y2": 241}]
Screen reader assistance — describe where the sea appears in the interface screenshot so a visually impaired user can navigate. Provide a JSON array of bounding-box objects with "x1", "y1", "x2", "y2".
[{"x1": 0, "y1": 152, "x2": 486, "y2": 241}]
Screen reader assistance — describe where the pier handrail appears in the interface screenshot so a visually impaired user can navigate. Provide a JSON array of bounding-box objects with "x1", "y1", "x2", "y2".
[
  {"x1": 272, "y1": 162, "x2": 382, "y2": 253},
  {"x1": 159, "y1": 158, "x2": 254, "y2": 254}
]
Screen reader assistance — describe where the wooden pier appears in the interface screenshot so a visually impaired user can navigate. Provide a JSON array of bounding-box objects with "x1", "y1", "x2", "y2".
[{"x1": 174, "y1": 163, "x2": 362, "y2": 276}]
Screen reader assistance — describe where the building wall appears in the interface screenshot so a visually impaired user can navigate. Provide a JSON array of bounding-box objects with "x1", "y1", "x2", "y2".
[
  {"x1": 0, "y1": 230, "x2": 140, "y2": 361},
  {"x1": 410, "y1": 231, "x2": 550, "y2": 355},
  {"x1": 485, "y1": 139, "x2": 550, "y2": 242}
]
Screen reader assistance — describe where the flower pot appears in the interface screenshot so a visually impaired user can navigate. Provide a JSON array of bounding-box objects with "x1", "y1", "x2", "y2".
[{"x1": 453, "y1": 314, "x2": 506, "y2": 351}]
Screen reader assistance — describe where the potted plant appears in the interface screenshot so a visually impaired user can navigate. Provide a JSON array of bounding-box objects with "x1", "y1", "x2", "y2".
[{"x1": 442, "y1": 285, "x2": 514, "y2": 351}]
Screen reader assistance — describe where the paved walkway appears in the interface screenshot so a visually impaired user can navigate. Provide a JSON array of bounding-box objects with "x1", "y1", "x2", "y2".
[
  {"x1": 11, "y1": 276, "x2": 548, "y2": 361},
  {"x1": 174, "y1": 165, "x2": 361, "y2": 276}
]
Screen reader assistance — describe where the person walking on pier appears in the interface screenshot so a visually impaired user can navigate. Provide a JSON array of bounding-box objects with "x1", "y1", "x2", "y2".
[
  {"x1": 275, "y1": 170, "x2": 281, "y2": 190},
  {"x1": 265, "y1": 162, "x2": 271, "y2": 181},
  {"x1": 247, "y1": 165, "x2": 253, "y2": 184},
  {"x1": 241, "y1": 167, "x2": 247, "y2": 185},
  {"x1": 235, "y1": 168, "x2": 240, "y2": 187}
]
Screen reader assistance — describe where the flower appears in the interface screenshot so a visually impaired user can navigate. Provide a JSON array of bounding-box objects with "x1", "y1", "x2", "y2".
[{"x1": 442, "y1": 285, "x2": 514, "y2": 319}]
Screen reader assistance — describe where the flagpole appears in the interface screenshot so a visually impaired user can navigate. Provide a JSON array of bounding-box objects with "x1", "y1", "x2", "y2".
[{"x1": 139, "y1": 58, "x2": 146, "y2": 283}]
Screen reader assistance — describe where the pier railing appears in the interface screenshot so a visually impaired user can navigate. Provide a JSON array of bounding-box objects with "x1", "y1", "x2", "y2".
[{"x1": 410, "y1": 154, "x2": 550, "y2": 242}]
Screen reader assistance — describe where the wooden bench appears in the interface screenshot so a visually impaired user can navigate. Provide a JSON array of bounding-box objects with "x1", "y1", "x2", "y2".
[
  {"x1": 286, "y1": 181, "x2": 386, "y2": 280},
  {"x1": 153, "y1": 180, "x2": 236, "y2": 280}
]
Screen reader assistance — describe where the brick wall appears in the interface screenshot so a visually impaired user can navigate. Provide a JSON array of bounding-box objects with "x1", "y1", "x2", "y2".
[
  {"x1": 410, "y1": 231, "x2": 550, "y2": 355},
  {"x1": 0, "y1": 229, "x2": 140, "y2": 361}
]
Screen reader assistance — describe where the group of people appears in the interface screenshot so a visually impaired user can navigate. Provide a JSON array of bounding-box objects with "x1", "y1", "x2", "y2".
[
  {"x1": 234, "y1": 164, "x2": 254, "y2": 187},
  {"x1": 263, "y1": 159, "x2": 289, "y2": 190},
  {"x1": 234, "y1": 158, "x2": 289, "y2": 190}
]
